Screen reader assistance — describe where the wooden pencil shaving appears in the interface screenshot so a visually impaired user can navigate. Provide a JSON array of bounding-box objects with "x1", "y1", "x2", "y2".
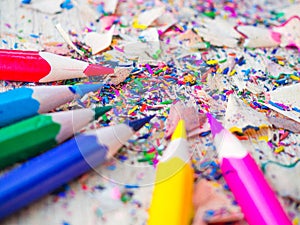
[
  {"x1": 196, "y1": 17, "x2": 241, "y2": 48},
  {"x1": 164, "y1": 101, "x2": 207, "y2": 139},
  {"x1": 73, "y1": 0, "x2": 98, "y2": 23},
  {"x1": 55, "y1": 23, "x2": 84, "y2": 56},
  {"x1": 134, "y1": 6, "x2": 165, "y2": 29},
  {"x1": 263, "y1": 83, "x2": 300, "y2": 123},
  {"x1": 85, "y1": 25, "x2": 115, "y2": 55},
  {"x1": 267, "y1": 83, "x2": 300, "y2": 108},
  {"x1": 267, "y1": 116, "x2": 300, "y2": 133},
  {"x1": 153, "y1": 12, "x2": 177, "y2": 33},
  {"x1": 264, "y1": 160, "x2": 300, "y2": 202},
  {"x1": 262, "y1": 56, "x2": 295, "y2": 79},
  {"x1": 272, "y1": 16, "x2": 300, "y2": 50},
  {"x1": 224, "y1": 95, "x2": 271, "y2": 138},
  {"x1": 280, "y1": 4, "x2": 300, "y2": 19},
  {"x1": 102, "y1": 0, "x2": 118, "y2": 14},
  {"x1": 22, "y1": 0, "x2": 62, "y2": 14},
  {"x1": 177, "y1": 30, "x2": 206, "y2": 49},
  {"x1": 192, "y1": 179, "x2": 244, "y2": 225},
  {"x1": 107, "y1": 68, "x2": 131, "y2": 86},
  {"x1": 237, "y1": 25, "x2": 279, "y2": 48}
]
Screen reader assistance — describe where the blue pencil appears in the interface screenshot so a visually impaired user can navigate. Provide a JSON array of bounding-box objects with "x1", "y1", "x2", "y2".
[
  {"x1": 0, "y1": 84, "x2": 103, "y2": 127},
  {"x1": 0, "y1": 115, "x2": 154, "y2": 220}
]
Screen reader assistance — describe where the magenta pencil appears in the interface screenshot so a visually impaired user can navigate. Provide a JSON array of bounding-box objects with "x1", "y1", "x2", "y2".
[{"x1": 207, "y1": 113, "x2": 291, "y2": 225}]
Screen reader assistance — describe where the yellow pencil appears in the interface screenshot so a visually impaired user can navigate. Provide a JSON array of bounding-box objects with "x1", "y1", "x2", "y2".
[{"x1": 148, "y1": 120, "x2": 194, "y2": 225}]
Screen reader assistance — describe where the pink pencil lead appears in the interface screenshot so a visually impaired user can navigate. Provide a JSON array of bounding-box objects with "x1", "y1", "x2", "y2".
[{"x1": 206, "y1": 113, "x2": 223, "y2": 136}]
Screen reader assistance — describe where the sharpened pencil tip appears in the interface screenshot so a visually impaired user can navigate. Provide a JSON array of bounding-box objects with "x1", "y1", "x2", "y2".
[
  {"x1": 206, "y1": 113, "x2": 224, "y2": 136},
  {"x1": 94, "y1": 106, "x2": 112, "y2": 119},
  {"x1": 69, "y1": 83, "x2": 103, "y2": 97},
  {"x1": 84, "y1": 64, "x2": 114, "y2": 76},
  {"x1": 128, "y1": 115, "x2": 155, "y2": 132},
  {"x1": 171, "y1": 119, "x2": 186, "y2": 141}
]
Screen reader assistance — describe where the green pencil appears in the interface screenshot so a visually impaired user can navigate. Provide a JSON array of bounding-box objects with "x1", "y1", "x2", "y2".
[{"x1": 0, "y1": 106, "x2": 112, "y2": 169}]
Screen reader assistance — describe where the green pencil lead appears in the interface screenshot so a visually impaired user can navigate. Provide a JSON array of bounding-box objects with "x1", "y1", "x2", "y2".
[
  {"x1": 94, "y1": 106, "x2": 113, "y2": 119},
  {"x1": 160, "y1": 99, "x2": 173, "y2": 105}
]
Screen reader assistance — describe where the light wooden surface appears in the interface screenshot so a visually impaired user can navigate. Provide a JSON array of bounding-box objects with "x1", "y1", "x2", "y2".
[{"x1": 1, "y1": 1, "x2": 300, "y2": 225}]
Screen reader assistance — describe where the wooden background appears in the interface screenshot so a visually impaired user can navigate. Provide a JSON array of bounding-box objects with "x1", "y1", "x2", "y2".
[{"x1": 1, "y1": 0, "x2": 300, "y2": 225}]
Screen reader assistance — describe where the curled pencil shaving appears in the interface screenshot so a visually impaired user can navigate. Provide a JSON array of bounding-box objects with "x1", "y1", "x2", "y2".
[
  {"x1": 107, "y1": 68, "x2": 131, "y2": 86},
  {"x1": 262, "y1": 57, "x2": 295, "y2": 79},
  {"x1": 43, "y1": 42, "x2": 70, "y2": 55},
  {"x1": 196, "y1": 17, "x2": 241, "y2": 48},
  {"x1": 218, "y1": 52, "x2": 237, "y2": 73},
  {"x1": 122, "y1": 28, "x2": 161, "y2": 62},
  {"x1": 192, "y1": 179, "x2": 244, "y2": 225},
  {"x1": 152, "y1": 12, "x2": 177, "y2": 34},
  {"x1": 102, "y1": 0, "x2": 118, "y2": 14},
  {"x1": 224, "y1": 95, "x2": 271, "y2": 137},
  {"x1": 267, "y1": 116, "x2": 300, "y2": 133},
  {"x1": 98, "y1": 15, "x2": 119, "y2": 31},
  {"x1": 262, "y1": 101, "x2": 300, "y2": 124},
  {"x1": 139, "y1": 28, "x2": 161, "y2": 56},
  {"x1": 73, "y1": 0, "x2": 98, "y2": 24},
  {"x1": 236, "y1": 25, "x2": 279, "y2": 48},
  {"x1": 177, "y1": 30, "x2": 205, "y2": 48},
  {"x1": 164, "y1": 101, "x2": 208, "y2": 139},
  {"x1": 280, "y1": 3, "x2": 300, "y2": 19},
  {"x1": 271, "y1": 16, "x2": 300, "y2": 51},
  {"x1": 85, "y1": 25, "x2": 115, "y2": 55},
  {"x1": 55, "y1": 23, "x2": 85, "y2": 56},
  {"x1": 194, "y1": 79, "x2": 228, "y2": 115},
  {"x1": 263, "y1": 160, "x2": 300, "y2": 202},
  {"x1": 245, "y1": 82, "x2": 264, "y2": 95},
  {"x1": 133, "y1": 6, "x2": 165, "y2": 29},
  {"x1": 267, "y1": 83, "x2": 300, "y2": 109},
  {"x1": 22, "y1": 0, "x2": 62, "y2": 14},
  {"x1": 264, "y1": 83, "x2": 300, "y2": 123},
  {"x1": 207, "y1": 73, "x2": 227, "y2": 91}
]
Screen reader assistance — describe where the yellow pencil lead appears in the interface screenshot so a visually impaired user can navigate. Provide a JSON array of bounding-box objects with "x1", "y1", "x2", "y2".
[{"x1": 171, "y1": 119, "x2": 187, "y2": 141}]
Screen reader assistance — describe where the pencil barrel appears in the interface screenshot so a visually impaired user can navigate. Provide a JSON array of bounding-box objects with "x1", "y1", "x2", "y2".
[
  {"x1": 0, "y1": 115, "x2": 60, "y2": 169},
  {"x1": 0, "y1": 49, "x2": 51, "y2": 82},
  {"x1": 221, "y1": 153, "x2": 291, "y2": 225},
  {"x1": 0, "y1": 134, "x2": 108, "y2": 219},
  {"x1": 0, "y1": 88, "x2": 40, "y2": 127}
]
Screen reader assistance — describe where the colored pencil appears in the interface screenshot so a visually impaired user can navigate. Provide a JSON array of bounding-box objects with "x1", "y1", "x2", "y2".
[
  {"x1": 0, "y1": 49, "x2": 114, "y2": 82},
  {"x1": 148, "y1": 120, "x2": 194, "y2": 225},
  {"x1": 0, "y1": 106, "x2": 112, "y2": 169},
  {"x1": 0, "y1": 115, "x2": 154, "y2": 220},
  {"x1": 206, "y1": 113, "x2": 291, "y2": 225},
  {"x1": 0, "y1": 83, "x2": 103, "y2": 127}
]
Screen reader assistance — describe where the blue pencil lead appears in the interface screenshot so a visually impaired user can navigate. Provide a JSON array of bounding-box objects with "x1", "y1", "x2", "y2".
[
  {"x1": 127, "y1": 115, "x2": 155, "y2": 131},
  {"x1": 69, "y1": 83, "x2": 103, "y2": 97}
]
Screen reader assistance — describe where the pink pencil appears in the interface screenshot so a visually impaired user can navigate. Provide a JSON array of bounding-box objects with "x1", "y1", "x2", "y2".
[{"x1": 207, "y1": 113, "x2": 291, "y2": 225}]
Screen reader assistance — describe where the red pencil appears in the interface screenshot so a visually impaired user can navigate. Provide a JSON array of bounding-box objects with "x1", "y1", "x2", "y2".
[{"x1": 0, "y1": 49, "x2": 114, "y2": 82}]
